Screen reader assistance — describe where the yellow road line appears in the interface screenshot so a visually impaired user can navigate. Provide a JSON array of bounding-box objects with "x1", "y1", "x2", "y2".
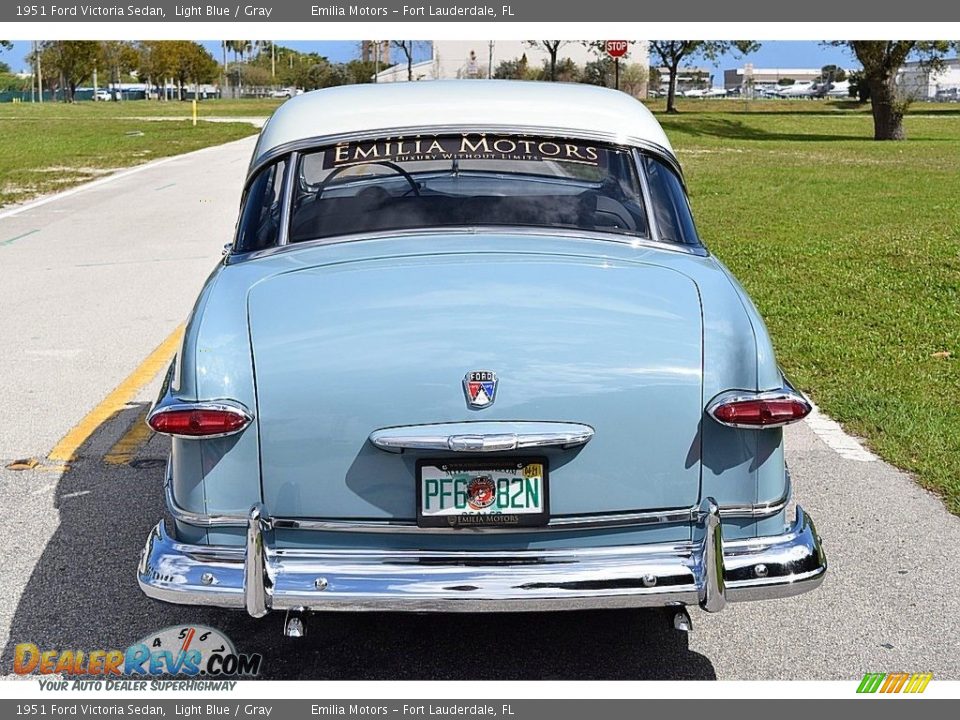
[
  {"x1": 104, "y1": 407, "x2": 154, "y2": 465},
  {"x1": 35, "y1": 464, "x2": 70, "y2": 473},
  {"x1": 47, "y1": 324, "x2": 184, "y2": 463}
]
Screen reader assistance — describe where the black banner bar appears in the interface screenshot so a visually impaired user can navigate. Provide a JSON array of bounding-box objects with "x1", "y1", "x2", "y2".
[
  {"x1": 3, "y1": 0, "x2": 959, "y2": 22},
  {"x1": 1, "y1": 699, "x2": 958, "y2": 720}
]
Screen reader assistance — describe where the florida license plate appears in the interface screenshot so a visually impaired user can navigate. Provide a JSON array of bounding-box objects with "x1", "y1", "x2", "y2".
[{"x1": 417, "y1": 458, "x2": 549, "y2": 528}]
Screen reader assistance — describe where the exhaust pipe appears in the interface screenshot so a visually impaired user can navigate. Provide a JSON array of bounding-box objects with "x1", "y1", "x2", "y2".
[{"x1": 284, "y1": 610, "x2": 306, "y2": 638}]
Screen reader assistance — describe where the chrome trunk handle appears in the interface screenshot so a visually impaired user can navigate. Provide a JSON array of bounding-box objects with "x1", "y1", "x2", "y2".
[{"x1": 369, "y1": 421, "x2": 594, "y2": 453}]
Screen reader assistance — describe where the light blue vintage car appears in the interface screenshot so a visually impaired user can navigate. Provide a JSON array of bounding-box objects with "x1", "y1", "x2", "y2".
[{"x1": 138, "y1": 81, "x2": 826, "y2": 635}]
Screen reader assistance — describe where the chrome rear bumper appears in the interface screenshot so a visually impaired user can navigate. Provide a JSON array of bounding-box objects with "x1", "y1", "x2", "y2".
[{"x1": 137, "y1": 499, "x2": 826, "y2": 615}]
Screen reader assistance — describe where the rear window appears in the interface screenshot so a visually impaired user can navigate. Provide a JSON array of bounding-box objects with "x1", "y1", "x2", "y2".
[
  {"x1": 642, "y1": 156, "x2": 700, "y2": 245},
  {"x1": 287, "y1": 134, "x2": 650, "y2": 242},
  {"x1": 235, "y1": 159, "x2": 286, "y2": 253}
]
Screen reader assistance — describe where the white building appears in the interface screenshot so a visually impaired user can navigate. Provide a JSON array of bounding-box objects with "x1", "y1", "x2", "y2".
[
  {"x1": 897, "y1": 57, "x2": 960, "y2": 100},
  {"x1": 723, "y1": 65, "x2": 834, "y2": 91},
  {"x1": 375, "y1": 41, "x2": 649, "y2": 93}
]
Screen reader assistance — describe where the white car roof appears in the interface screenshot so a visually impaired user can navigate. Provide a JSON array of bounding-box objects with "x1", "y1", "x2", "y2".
[{"x1": 251, "y1": 80, "x2": 675, "y2": 167}]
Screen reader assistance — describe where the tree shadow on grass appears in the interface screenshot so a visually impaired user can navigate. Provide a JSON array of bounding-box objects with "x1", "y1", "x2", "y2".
[
  {"x1": 659, "y1": 116, "x2": 868, "y2": 143},
  {"x1": 1, "y1": 403, "x2": 717, "y2": 680}
]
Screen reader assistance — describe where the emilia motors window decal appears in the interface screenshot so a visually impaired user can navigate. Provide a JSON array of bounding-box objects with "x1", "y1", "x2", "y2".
[{"x1": 325, "y1": 135, "x2": 603, "y2": 168}]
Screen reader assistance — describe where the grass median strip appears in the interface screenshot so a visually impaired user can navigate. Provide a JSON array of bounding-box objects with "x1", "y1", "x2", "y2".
[
  {"x1": 48, "y1": 324, "x2": 184, "y2": 464},
  {"x1": 0, "y1": 105, "x2": 263, "y2": 207},
  {"x1": 0, "y1": 98, "x2": 283, "y2": 121},
  {"x1": 663, "y1": 106, "x2": 960, "y2": 514}
]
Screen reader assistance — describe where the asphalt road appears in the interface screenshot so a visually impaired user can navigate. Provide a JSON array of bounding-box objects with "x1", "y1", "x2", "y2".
[{"x1": 1, "y1": 138, "x2": 959, "y2": 680}]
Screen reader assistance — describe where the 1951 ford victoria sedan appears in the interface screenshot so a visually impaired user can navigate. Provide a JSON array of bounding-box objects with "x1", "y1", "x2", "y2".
[{"x1": 138, "y1": 81, "x2": 826, "y2": 635}]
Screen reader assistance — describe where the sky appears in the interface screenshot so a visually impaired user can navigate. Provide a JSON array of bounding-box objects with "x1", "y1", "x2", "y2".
[{"x1": 1, "y1": 40, "x2": 864, "y2": 83}]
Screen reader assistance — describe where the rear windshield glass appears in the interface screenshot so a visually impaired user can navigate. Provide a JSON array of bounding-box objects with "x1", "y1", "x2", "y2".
[
  {"x1": 642, "y1": 156, "x2": 700, "y2": 245},
  {"x1": 288, "y1": 134, "x2": 650, "y2": 242}
]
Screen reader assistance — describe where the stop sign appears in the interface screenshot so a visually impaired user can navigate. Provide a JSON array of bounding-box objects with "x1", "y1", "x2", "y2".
[{"x1": 605, "y1": 40, "x2": 629, "y2": 58}]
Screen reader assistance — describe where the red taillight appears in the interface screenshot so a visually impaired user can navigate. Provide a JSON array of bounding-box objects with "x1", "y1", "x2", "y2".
[
  {"x1": 709, "y1": 395, "x2": 811, "y2": 429},
  {"x1": 147, "y1": 406, "x2": 250, "y2": 437}
]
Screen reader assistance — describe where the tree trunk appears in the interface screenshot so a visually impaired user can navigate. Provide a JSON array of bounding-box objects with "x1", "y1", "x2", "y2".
[
  {"x1": 549, "y1": 51, "x2": 557, "y2": 81},
  {"x1": 666, "y1": 60, "x2": 680, "y2": 113},
  {"x1": 868, "y1": 74, "x2": 905, "y2": 140},
  {"x1": 407, "y1": 57, "x2": 412, "y2": 81}
]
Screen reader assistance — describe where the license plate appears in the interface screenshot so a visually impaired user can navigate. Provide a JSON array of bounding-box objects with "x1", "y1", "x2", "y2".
[{"x1": 416, "y1": 458, "x2": 549, "y2": 528}]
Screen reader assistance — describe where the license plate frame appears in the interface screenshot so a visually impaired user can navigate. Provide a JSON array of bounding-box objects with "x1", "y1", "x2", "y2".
[{"x1": 416, "y1": 457, "x2": 549, "y2": 529}]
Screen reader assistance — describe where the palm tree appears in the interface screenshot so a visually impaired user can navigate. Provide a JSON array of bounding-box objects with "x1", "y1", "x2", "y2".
[
  {"x1": 224, "y1": 41, "x2": 252, "y2": 97},
  {"x1": 253, "y1": 41, "x2": 276, "y2": 79},
  {"x1": 225, "y1": 41, "x2": 252, "y2": 63}
]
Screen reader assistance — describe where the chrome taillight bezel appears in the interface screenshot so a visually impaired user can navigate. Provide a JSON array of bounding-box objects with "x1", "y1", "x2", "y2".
[
  {"x1": 706, "y1": 376, "x2": 811, "y2": 430},
  {"x1": 146, "y1": 400, "x2": 253, "y2": 439}
]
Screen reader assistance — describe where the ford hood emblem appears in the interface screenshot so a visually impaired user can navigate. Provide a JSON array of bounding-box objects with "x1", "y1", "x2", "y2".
[{"x1": 463, "y1": 371, "x2": 497, "y2": 408}]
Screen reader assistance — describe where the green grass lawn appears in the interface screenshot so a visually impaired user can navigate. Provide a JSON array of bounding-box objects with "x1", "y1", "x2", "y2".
[
  {"x1": 0, "y1": 111, "x2": 267, "y2": 206},
  {"x1": 659, "y1": 105, "x2": 960, "y2": 513}
]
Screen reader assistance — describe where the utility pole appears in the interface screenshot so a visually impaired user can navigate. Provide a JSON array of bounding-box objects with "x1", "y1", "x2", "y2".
[
  {"x1": 374, "y1": 41, "x2": 380, "y2": 82},
  {"x1": 271, "y1": 41, "x2": 276, "y2": 79},
  {"x1": 31, "y1": 41, "x2": 37, "y2": 102},
  {"x1": 221, "y1": 41, "x2": 227, "y2": 99},
  {"x1": 36, "y1": 41, "x2": 44, "y2": 103}
]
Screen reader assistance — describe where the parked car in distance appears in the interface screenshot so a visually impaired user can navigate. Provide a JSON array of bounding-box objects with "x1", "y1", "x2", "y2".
[
  {"x1": 93, "y1": 89, "x2": 112, "y2": 101},
  {"x1": 138, "y1": 81, "x2": 827, "y2": 637},
  {"x1": 270, "y1": 87, "x2": 302, "y2": 99},
  {"x1": 935, "y1": 87, "x2": 959, "y2": 102}
]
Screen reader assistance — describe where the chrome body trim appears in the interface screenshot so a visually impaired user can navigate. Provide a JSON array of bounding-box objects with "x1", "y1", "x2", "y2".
[
  {"x1": 146, "y1": 399, "x2": 253, "y2": 440},
  {"x1": 706, "y1": 374, "x2": 812, "y2": 430},
  {"x1": 163, "y1": 460, "x2": 791, "y2": 531},
  {"x1": 224, "y1": 226, "x2": 709, "y2": 266},
  {"x1": 277, "y1": 152, "x2": 297, "y2": 247},
  {"x1": 369, "y1": 421, "x2": 595, "y2": 454},
  {"x1": 716, "y1": 470, "x2": 792, "y2": 518},
  {"x1": 138, "y1": 503, "x2": 826, "y2": 614},
  {"x1": 633, "y1": 148, "x2": 663, "y2": 245}
]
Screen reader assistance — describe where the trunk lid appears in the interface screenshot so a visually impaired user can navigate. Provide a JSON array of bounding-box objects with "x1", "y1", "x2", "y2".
[{"x1": 248, "y1": 250, "x2": 703, "y2": 520}]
